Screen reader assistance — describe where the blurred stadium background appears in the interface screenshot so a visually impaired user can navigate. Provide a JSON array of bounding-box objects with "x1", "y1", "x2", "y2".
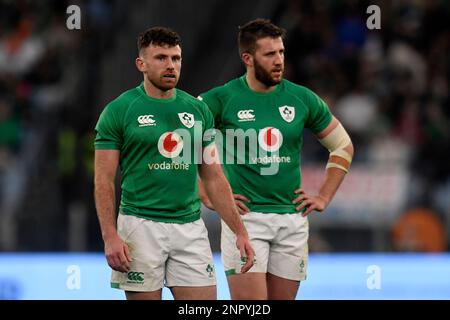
[{"x1": 0, "y1": 0, "x2": 449, "y2": 299}]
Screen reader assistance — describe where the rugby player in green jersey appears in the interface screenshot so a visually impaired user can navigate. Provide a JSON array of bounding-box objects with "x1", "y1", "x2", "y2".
[
  {"x1": 198, "y1": 19, "x2": 354, "y2": 300},
  {"x1": 94, "y1": 27, "x2": 254, "y2": 300}
]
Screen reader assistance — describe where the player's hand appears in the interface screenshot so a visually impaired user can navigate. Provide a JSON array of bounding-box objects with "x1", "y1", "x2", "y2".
[
  {"x1": 235, "y1": 233, "x2": 255, "y2": 273},
  {"x1": 234, "y1": 194, "x2": 250, "y2": 215},
  {"x1": 104, "y1": 234, "x2": 132, "y2": 273},
  {"x1": 293, "y1": 188, "x2": 329, "y2": 217}
]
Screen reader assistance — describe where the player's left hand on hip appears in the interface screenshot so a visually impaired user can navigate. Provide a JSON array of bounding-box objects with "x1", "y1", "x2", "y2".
[
  {"x1": 233, "y1": 194, "x2": 250, "y2": 215},
  {"x1": 293, "y1": 188, "x2": 328, "y2": 217}
]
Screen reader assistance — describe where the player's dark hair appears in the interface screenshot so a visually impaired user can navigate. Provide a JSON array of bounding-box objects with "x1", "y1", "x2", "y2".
[
  {"x1": 137, "y1": 27, "x2": 181, "y2": 54},
  {"x1": 238, "y1": 18, "x2": 286, "y2": 55}
]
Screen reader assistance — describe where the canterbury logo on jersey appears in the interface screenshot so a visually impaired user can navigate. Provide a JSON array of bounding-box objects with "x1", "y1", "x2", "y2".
[
  {"x1": 137, "y1": 115, "x2": 156, "y2": 127},
  {"x1": 127, "y1": 271, "x2": 144, "y2": 282},
  {"x1": 237, "y1": 109, "x2": 255, "y2": 122}
]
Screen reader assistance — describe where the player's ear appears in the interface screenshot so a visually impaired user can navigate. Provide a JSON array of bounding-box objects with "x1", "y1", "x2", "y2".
[
  {"x1": 135, "y1": 57, "x2": 145, "y2": 72},
  {"x1": 241, "y1": 52, "x2": 253, "y2": 68}
]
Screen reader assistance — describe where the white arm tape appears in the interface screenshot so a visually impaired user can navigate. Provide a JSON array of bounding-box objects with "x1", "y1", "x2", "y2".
[{"x1": 318, "y1": 122, "x2": 353, "y2": 164}]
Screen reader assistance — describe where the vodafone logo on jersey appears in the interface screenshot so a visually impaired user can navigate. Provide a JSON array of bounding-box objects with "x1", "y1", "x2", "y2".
[
  {"x1": 258, "y1": 127, "x2": 283, "y2": 152},
  {"x1": 157, "y1": 132, "x2": 183, "y2": 158}
]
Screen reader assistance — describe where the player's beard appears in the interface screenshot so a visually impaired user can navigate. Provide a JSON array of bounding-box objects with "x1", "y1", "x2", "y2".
[
  {"x1": 254, "y1": 58, "x2": 283, "y2": 87},
  {"x1": 146, "y1": 73, "x2": 178, "y2": 91}
]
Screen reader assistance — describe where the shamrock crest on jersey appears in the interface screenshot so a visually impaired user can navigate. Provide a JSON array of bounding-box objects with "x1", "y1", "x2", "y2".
[
  {"x1": 278, "y1": 105, "x2": 295, "y2": 123},
  {"x1": 178, "y1": 112, "x2": 195, "y2": 128}
]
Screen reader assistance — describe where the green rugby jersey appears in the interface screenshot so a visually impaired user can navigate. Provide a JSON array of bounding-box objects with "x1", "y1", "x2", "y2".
[
  {"x1": 95, "y1": 83, "x2": 215, "y2": 223},
  {"x1": 199, "y1": 75, "x2": 332, "y2": 214}
]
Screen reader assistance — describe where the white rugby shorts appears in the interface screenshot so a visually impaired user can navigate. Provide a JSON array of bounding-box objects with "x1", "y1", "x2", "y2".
[
  {"x1": 221, "y1": 212, "x2": 308, "y2": 281},
  {"x1": 111, "y1": 214, "x2": 216, "y2": 292}
]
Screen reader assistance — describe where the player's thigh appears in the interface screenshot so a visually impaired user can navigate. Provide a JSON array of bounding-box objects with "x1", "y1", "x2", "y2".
[
  {"x1": 267, "y1": 273, "x2": 300, "y2": 300},
  {"x1": 166, "y1": 219, "x2": 216, "y2": 288},
  {"x1": 268, "y1": 214, "x2": 309, "y2": 282},
  {"x1": 111, "y1": 215, "x2": 168, "y2": 292},
  {"x1": 171, "y1": 285, "x2": 216, "y2": 300},
  {"x1": 227, "y1": 272, "x2": 267, "y2": 300},
  {"x1": 220, "y1": 214, "x2": 272, "y2": 275},
  {"x1": 125, "y1": 289, "x2": 162, "y2": 300}
]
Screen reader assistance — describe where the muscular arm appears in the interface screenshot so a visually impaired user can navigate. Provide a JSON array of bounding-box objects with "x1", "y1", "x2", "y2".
[
  {"x1": 199, "y1": 177, "x2": 252, "y2": 217},
  {"x1": 94, "y1": 149, "x2": 131, "y2": 272},
  {"x1": 199, "y1": 163, "x2": 245, "y2": 235},
  {"x1": 95, "y1": 150, "x2": 119, "y2": 239},
  {"x1": 199, "y1": 179, "x2": 251, "y2": 214},
  {"x1": 198, "y1": 146, "x2": 255, "y2": 272},
  {"x1": 294, "y1": 116, "x2": 354, "y2": 216},
  {"x1": 198, "y1": 178, "x2": 214, "y2": 210}
]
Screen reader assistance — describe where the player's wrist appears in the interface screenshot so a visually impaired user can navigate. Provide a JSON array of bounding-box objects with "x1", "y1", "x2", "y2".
[
  {"x1": 317, "y1": 194, "x2": 331, "y2": 205},
  {"x1": 235, "y1": 224, "x2": 249, "y2": 239},
  {"x1": 102, "y1": 230, "x2": 120, "y2": 242}
]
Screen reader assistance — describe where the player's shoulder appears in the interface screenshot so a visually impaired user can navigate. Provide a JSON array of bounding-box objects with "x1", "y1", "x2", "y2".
[
  {"x1": 104, "y1": 85, "x2": 142, "y2": 113},
  {"x1": 176, "y1": 88, "x2": 203, "y2": 106},
  {"x1": 200, "y1": 77, "x2": 242, "y2": 100},
  {"x1": 176, "y1": 89, "x2": 210, "y2": 112},
  {"x1": 199, "y1": 85, "x2": 223, "y2": 99},
  {"x1": 282, "y1": 79, "x2": 316, "y2": 99},
  {"x1": 282, "y1": 79, "x2": 326, "y2": 109}
]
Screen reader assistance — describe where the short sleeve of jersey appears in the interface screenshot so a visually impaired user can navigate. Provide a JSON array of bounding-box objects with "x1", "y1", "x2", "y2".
[
  {"x1": 304, "y1": 88, "x2": 333, "y2": 134},
  {"x1": 94, "y1": 102, "x2": 123, "y2": 150},
  {"x1": 197, "y1": 100, "x2": 216, "y2": 148},
  {"x1": 198, "y1": 88, "x2": 222, "y2": 128}
]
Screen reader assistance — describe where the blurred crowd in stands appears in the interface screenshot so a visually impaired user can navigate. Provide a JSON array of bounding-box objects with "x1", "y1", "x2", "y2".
[
  {"x1": 280, "y1": 0, "x2": 449, "y2": 251},
  {"x1": 0, "y1": 0, "x2": 124, "y2": 251},
  {"x1": 0, "y1": 0, "x2": 448, "y2": 252}
]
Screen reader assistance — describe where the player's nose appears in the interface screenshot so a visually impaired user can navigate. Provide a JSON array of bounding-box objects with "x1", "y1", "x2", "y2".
[{"x1": 165, "y1": 59, "x2": 175, "y2": 70}]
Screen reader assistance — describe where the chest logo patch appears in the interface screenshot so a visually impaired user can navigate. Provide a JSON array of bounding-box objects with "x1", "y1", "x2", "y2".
[
  {"x1": 258, "y1": 127, "x2": 283, "y2": 152},
  {"x1": 279, "y1": 106, "x2": 295, "y2": 123},
  {"x1": 237, "y1": 109, "x2": 255, "y2": 122},
  {"x1": 157, "y1": 132, "x2": 183, "y2": 158},
  {"x1": 178, "y1": 112, "x2": 195, "y2": 128},
  {"x1": 137, "y1": 115, "x2": 156, "y2": 127}
]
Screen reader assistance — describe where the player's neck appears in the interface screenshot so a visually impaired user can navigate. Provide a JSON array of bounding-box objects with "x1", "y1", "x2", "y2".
[
  {"x1": 245, "y1": 72, "x2": 277, "y2": 93},
  {"x1": 143, "y1": 79, "x2": 175, "y2": 99}
]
